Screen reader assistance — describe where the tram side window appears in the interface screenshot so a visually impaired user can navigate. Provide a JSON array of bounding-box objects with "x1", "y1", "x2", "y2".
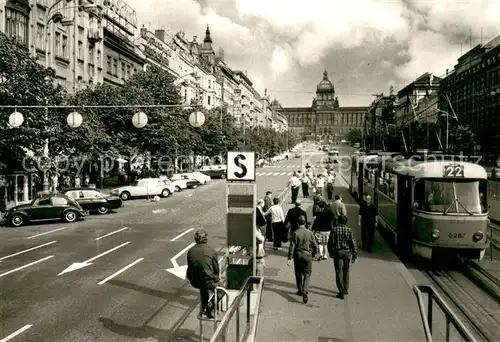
[
  {"x1": 387, "y1": 173, "x2": 396, "y2": 199},
  {"x1": 479, "y1": 180, "x2": 487, "y2": 213}
]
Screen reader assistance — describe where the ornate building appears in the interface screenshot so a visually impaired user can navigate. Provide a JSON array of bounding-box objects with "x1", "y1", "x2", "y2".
[{"x1": 277, "y1": 70, "x2": 367, "y2": 140}]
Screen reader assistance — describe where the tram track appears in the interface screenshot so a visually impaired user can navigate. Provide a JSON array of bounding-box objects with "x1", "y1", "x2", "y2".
[
  {"x1": 426, "y1": 260, "x2": 500, "y2": 341},
  {"x1": 487, "y1": 218, "x2": 500, "y2": 250}
]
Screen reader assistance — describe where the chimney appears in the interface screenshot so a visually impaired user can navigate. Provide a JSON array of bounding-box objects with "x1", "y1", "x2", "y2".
[
  {"x1": 193, "y1": 36, "x2": 198, "y2": 43},
  {"x1": 140, "y1": 26, "x2": 147, "y2": 37},
  {"x1": 446, "y1": 68, "x2": 449, "y2": 75},
  {"x1": 155, "y1": 29, "x2": 165, "y2": 42}
]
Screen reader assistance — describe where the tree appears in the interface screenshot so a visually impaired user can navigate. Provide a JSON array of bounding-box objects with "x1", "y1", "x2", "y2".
[
  {"x1": 346, "y1": 128, "x2": 362, "y2": 144},
  {"x1": 0, "y1": 33, "x2": 66, "y2": 171},
  {"x1": 450, "y1": 125, "x2": 475, "y2": 154}
]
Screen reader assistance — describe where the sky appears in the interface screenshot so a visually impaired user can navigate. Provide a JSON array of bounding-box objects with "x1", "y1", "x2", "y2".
[{"x1": 127, "y1": 0, "x2": 500, "y2": 108}]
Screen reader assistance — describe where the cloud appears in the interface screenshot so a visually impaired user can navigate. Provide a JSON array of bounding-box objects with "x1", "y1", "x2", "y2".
[{"x1": 126, "y1": 0, "x2": 500, "y2": 107}]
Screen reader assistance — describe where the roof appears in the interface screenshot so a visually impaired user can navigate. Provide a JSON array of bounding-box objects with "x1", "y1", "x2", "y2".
[
  {"x1": 316, "y1": 69, "x2": 334, "y2": 93},
  {"x1": 234, "y1": 70, "x2": 253, "y2": 86},
  {"x1": 383, "y1": 159, "x2": 487, "y2": 179}
]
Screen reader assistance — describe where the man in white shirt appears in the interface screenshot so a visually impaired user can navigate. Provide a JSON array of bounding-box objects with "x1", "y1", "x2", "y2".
[
  {"x1": 315, "y1": 174, "x2": 325, "y2": 198},
  {"x1": 288, "y1": 172, "x2": 301, "y2": 204},
  {"x1": 330, "y1": 194, "x2": 347, "y2": 225},
  {"x1": 326, "y1": 170, "x2": 336, "y2": 200}
]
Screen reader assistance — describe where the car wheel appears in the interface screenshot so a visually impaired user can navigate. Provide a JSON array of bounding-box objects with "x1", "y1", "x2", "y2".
[
  {"x1": 11, "y1": 214, "x2": 24, "y2": 227},
  {"x1": 120, "y1": 191, "x2": 130, "y2": 201},
  {"x1": 97, "y1": 206, "x2": 109, "y2": 215},
  {"x1": 192, "y1": 184, "x2": 198, "y2": 189},
  {"x1": 161, "y1": 189, "x2": 171, "y2": 198},
  {"x1": 63, "y1": 210, "x2": 77, "y2": 223},
  {"x1": 220, "y1": 174, "x2": 226, "y2": 179},
  {"x1": 175, "y1": 185, "x2": 181, "y2": 192}
]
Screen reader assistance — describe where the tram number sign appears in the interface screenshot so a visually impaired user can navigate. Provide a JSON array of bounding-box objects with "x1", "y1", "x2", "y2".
[
  {"x1": 449, "y1": 233, "x2": 466, "y2": 239},
  {"x1": 443, "y1": 164, "x2": 464, "y2": 178}
]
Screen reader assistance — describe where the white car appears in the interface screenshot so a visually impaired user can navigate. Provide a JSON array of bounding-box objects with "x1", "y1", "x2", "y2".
[
  {"x1": 176, "y1": 172, "x2": 210, "y2": 185},
  {"x1": 110, "y1": 178, "x2": 176, "y2": 201},
  {"x1": 160, "y1": 175, "x2": 187, "y2": 191}
]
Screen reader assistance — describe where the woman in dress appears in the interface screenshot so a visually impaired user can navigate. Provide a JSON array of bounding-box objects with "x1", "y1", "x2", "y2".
[{"x1": 312, "y1": 200, "x2": 334, "y2": 260}]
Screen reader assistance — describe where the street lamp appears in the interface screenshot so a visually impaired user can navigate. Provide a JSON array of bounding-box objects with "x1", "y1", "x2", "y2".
[
  {"x1": 437, "y1": 109, "x2": 457, "y2": 151},
  {"x1": 9, "y1": 111, "x2": 24, "y2": 128}
]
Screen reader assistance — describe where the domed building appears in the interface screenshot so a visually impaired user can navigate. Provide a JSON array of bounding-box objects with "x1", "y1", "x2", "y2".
[{"x1": 276, "y1": 69, "x2": 367, "y2": 140}]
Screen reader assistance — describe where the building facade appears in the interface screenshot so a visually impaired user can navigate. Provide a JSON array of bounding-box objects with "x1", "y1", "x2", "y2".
[
  {"x1": 395, "y1": 72, "x2": 441, "y2": 126},
  {"x1": 280, "y1": 70, "x2": 365, "y2": 140},
  {"x1": 439, "y1": 36, "x2": 500, "y2": 153},
  {"x1": 0, "y1": 0, "x2": 145, "y2": 91}
]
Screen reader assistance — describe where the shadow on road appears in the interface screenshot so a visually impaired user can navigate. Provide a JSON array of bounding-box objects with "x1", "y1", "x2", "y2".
[
  {"x1": 107, "y1": 279, "x2": 198, "y2": 303},
  {"x1": 99, "y1": 318, "x2": 198, "y2": 341}
]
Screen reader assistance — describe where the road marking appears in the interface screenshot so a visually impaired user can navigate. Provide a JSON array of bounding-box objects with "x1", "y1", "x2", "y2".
[
  {"x1": 172, "y1": 242, "x2": 196, "y2": 268},
  {"x1": 0, "y1": 241, "x2": 56, "y2": 262},
  {"x1": 272, "y1": 172, "x2": 280, "y2": 176},
  {"x1": 287, "y1": 172, "x2": 293, "y2": 176},
  {"x1": 26, "y1": 227, "x2": 67, "y2": 239},
  {"x1": 170, "y1": 228, "x2": 194, "y2": 241},
  {"x1": 95, "y1": 227, "x2": 129, "y2": 241},
  {"x1": 0, "y1": 256, "x2": 54, "y2": 278},
  {"x1": 279, "y1": 172, "x2": 287, "y2": 176},
  {"x1": 98, "y1": 258, "x2": 144, "y2": 285},
  {"x1": 0, "y1": 325, "x2": 33, "y2": 342}
]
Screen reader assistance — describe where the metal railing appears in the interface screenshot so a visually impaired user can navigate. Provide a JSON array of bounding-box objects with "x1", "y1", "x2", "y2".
[
  {"x1": 413, "y1": 285, "x2": 478, "y2": 342},
  {"x1": 198, "y1": 286, "x2": 230, "y2": 342},
  {"x1": 209, "y1": 276, "x2": 265, "y2": 342}
]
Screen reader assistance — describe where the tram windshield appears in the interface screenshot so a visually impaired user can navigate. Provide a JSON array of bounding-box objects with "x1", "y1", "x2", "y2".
[{"x1": 413, "y1": 179, "x2": 487, "y2": 214}]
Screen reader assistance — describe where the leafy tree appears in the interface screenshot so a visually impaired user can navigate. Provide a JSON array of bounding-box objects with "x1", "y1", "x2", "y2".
[
  {"x1": 346, "y1": 128, "x2": 362, "y2": 144},
  {"x1": 450, "y1": 125, "x2": 475, "y2": 154},
  {"x1": 0, "y1": 33, "x2": 66, "y2": 171}
]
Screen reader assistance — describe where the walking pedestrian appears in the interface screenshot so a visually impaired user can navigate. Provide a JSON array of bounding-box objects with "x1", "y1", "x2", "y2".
[
  {"x1": 255, "y1": 225, "x2": 266, "y2": 276},
  {"x1": 359, "y1": 194, "x2": 378, "y2": 252},
  {"x1": 315, "y1": 174, "x2": 325, "y2": 198},
  {"x1": 256, "y1": 199, "x2": 267, "y2": 239},
  {"x1": 187, "y1": 229, "x2": 225, "y2": 318},
  {"x1": 327, "y1": 215, "x2": 358, "y2": 299},
  {"x1": 288, "y1": 172, "x2": 301, "y2": 204},
  {"x1": 312, "y1": 200, "x2": 334, "y2": 260},
  {"x1": 287, "y1": 215, "x2": 318, "y2": 304},
  {"x1": 326, "y1": 170, "x2": 335, "y2": 200},
  {"x1": 301, "y1": 173, "x2": 310, "y2": 198},
  {"x1": 263, "y1": 191, "x2": 273, "y2": 242},
  {"x1": 264, "y1": 197, "x2": 286, "y2": 249},
  {"x1": 284, "y1": 199, "x2": 308, "y2": 233},
  {"x1": 330, "y1": 194, "x2": 347, "y2": 226}
]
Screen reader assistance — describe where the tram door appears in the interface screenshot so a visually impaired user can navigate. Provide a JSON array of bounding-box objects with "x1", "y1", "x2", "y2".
[
  {"x1": 357, "y1": 163, "x2": 364, "y2": 202},
  {"x1": 396, "y1": 175, "x2": 412, "y2": 255}
]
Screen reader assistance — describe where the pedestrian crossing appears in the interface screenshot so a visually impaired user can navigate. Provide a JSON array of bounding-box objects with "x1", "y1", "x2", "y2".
[
  {"x1": 260, "y1": 165, "x2": 302, "y2": 168},
  {"x1": 256, "y1": 171, "x2": 294, "y2": 177}
]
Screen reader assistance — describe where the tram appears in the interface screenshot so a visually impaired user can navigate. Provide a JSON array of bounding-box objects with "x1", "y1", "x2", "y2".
[{"x1": 348, "y1": 153, "x2": 490, "y2": 260}]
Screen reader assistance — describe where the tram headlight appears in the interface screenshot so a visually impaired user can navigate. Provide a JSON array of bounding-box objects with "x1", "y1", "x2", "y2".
[
  {"x1": 431, "y1": 229, "x2": 440, "y2": 239},
  {"x1": 473, "y1": 231, "x2": 484, "y2": 242}
]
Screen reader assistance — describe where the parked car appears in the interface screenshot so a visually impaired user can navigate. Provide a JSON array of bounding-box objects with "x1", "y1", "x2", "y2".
[
  {"x1": 109, "y1": 178, "x2": 176, "y2": 201},
  {"x1": 200, "y1": 165, "x2": 227, "y2": 179},
  {"x1": 170, "y1": 174, "x2": 202, "y2": 189},
  {"x1": 3, "y1": 193, "x2": 88, "y2": 227},
  {"x1": 160, "y1": 175, "x2": 187, "y2": 191},
  {"x1": 62, "y1": 188, "x2": 123, "y2": 214},
  {"x1": 191, "y1": 171, "x2": 211, "y2": 184}
]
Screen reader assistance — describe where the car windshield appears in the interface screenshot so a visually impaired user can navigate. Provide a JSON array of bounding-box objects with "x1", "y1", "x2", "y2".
[{"x1": 414, "y1": 179, "x2": 487, "y2": 214}]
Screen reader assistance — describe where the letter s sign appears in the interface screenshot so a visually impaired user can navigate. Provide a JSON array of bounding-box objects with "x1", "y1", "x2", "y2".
[
  {"x1": 227, "y1": 151, "x2": 255, "y2": 181},
  {"x1": 233, "y1": 154, "x2": 247, "y2": 178}
]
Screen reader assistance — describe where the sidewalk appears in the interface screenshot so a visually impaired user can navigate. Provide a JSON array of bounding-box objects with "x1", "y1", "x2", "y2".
[{"x1": 256, "y1": 181, "x2": 425, "y2": 341}]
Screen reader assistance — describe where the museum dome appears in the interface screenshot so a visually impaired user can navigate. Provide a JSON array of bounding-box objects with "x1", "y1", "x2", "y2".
[{"x1": 317, "y1": 69, "x2": 335, "y2": 93}]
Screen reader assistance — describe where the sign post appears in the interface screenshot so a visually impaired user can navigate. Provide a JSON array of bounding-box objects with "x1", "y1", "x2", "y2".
[{"x1": 226, "y1": 151, "x2": 256, "y2": 289}]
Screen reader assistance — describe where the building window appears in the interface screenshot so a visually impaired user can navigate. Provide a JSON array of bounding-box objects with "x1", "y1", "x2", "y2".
[
  {"x1": 97, "y1": 50, "x2": 101, "y2": 65},
  {"x1": 62, "y1": 35, "x2": 68, "y2": 58},
  {"x1": 126, "y1": 65, "x2": 131, "y2": 78},
  {"x1": 184, "y1": 89, "x2": 187, "y2": 101},
  {"x1": 5, "y1": 8, "x2": 29, "y2": 46},
  {"x1": 106, "y1": 56, "x2": 112, "y2": 73},
  {"x1": 209, "y1": 79, "x2": 211, "y2": 89},
  {"x1": 78, "y1": 41, "x2": 83, "y2": 60},
  {"x1": 207, "y1": 96, "x2": 211, "y2": 106},
  {"x1": 113, "y1": 58, "x2": 118, "y2": 76},
  {"x1": 89, "y1": 48, "x2": 94, "y2": 64},
  {"x1": 36, "y1": 24, "x2": 44, "y2": 50},
  {"x1": 55, "y1": 32, "x2": 61, "y2": 56},
  {"x1": 121, "y1": 62, "x2": 125, "y2": 79}
]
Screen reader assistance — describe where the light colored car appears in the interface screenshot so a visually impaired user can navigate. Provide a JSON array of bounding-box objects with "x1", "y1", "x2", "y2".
[
  {"x1": 160, "y1": 175, "x2": 187, "y2": 191},
  {"x1": 176, "y1": 172, "x2": 210, "y2": 185},
  {"x1": 110, "y1": 178, "x2": 176, "y2": 201}
]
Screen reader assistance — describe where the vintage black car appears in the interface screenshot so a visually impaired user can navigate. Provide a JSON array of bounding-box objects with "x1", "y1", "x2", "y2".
[
  {"x1": 62, "y1": 188, "x2": 123, "y2": 214},
  {"x1": 4, "y1": 193, "x2": 88, "y2": 227},
  {"x1": 200, "y1": 165, "x2": 227, "y2": 179}
]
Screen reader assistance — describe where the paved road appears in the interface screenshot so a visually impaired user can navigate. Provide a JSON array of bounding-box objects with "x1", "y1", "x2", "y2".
[{"x1": 0, "y1": 156, "x2": 300, "y2": 342}]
